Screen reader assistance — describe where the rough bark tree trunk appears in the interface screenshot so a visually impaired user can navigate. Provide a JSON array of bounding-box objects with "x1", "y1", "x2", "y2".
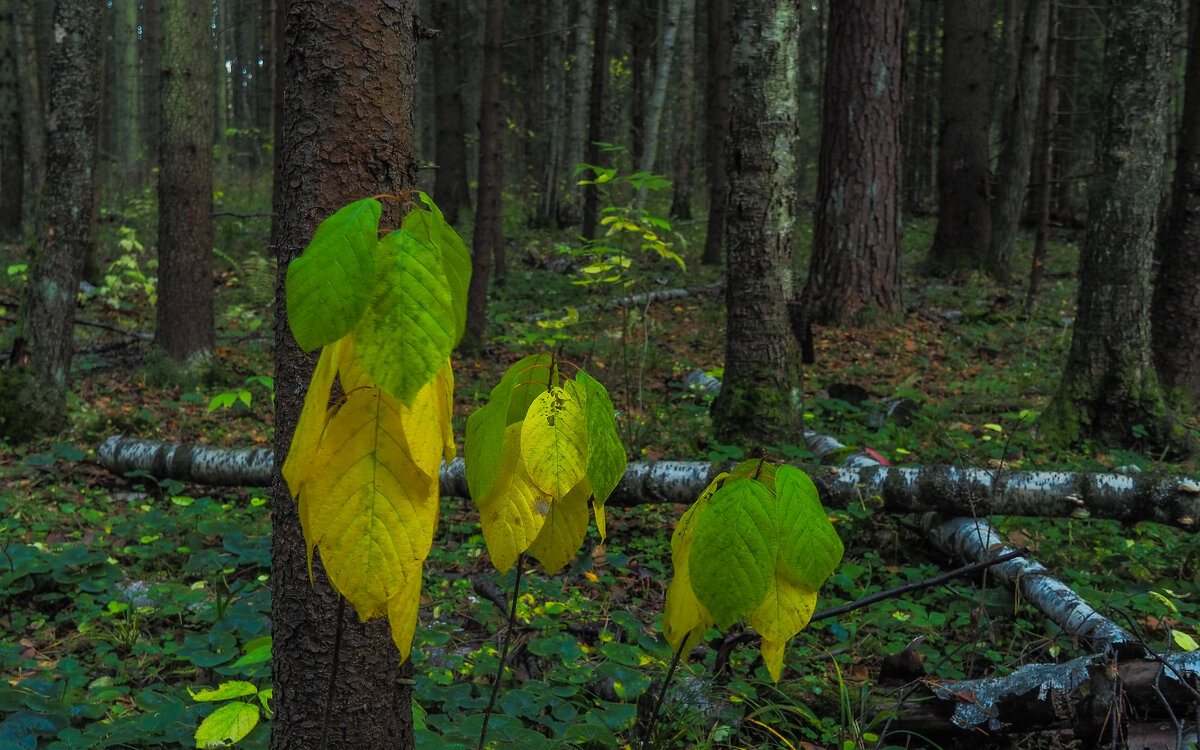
[
  {"x1": 140, "y1": 0, "x2": 162, "y2": 174},
  {"x1": 13, "y1": 1, "x2": 45, "y2": 224},
  {"x1": 536, "y1": 0, "x2": 568, "y2": 226},
  {"x1": 902, "y1": 0, "x2": 938, "y2": 215},
  {"x1": 700, "y1": 0, "x2": 731, "y2": 265},
  {"x1": 667, "y1": 0, "x2": 696, "y2": 221},
  {"x1": 989, "y1": 0, "x2": 1050, "y2": 282},
  {"x1": 1151, "y1": 0, "x2": 1200, "y2": 409},
  {"x1": 0, "y1": 0, "x2": 22, "y2": 239},
  {"x1": 271, "y1": 2, "x2": 420, "y2": 746},
  {"x1": 560, "y1": 0, "x2": 594, "y2": 227},
  {"x1": 1040, "y1": 0, "x2": 1195, "y2": 456},
  {"x1": 430, "y1": 0, "x2": 471, "y2": 224},
  {"x1": 157, "y1": 0, "x2": 216, "y2": 366},
  {"x1": 1024, "y1": 0, "x2": 1058, "y2": 318},
  {"x1": 928, "y1": 0, "x2": 994, "y2": 273},
  {"x1": 579, "y1": 0, "x2": 607, "y2": 242},
  {"x1": 709, "y1": 0, "x2": 804, "y2": 447},
  {"x1": 801, "y1": 0, "x2": 904, "y2": 328},
  {"x1": 2, "y1": 0, "x2": 102, "y2": 443},
  {"x1": 461, "y1": 0, "x2": 504, "y2": 351}
]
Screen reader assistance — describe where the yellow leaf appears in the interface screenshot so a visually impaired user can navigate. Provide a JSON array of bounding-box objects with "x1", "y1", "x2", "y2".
[
  {"x1": 748, "y1": 572, "x2": 818, "y2": 682},
  {"x1": 661, "y1": 475, "x2": 725, "y2": 652},
  {"x1": 474, "y1": 423, "x2": 552, "y2": 572},
  {"x1": 282, "y1": 337, "x2": 346, "y2": 499},
  {"x1": 520, "y1": 383, "x2": 588, "y2": 499},
  {"x1": 528, "y1": 479, "x2": 591, "y2": 573},
  {"x1": 433, "y1": 361, "x2": 456, "y2": 464},
  {"x1": 304, "y1": 387, "x2": 438, "y2": 623},
  {"x1": 387, "y1": 569, "x2": 424, "y2": 662}
]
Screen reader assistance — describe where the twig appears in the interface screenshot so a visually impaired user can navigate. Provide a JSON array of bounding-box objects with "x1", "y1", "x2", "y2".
[
  {"x1": 640, "y1": 637, "x2": 688, "y2": 750},
  {"x1": 478, "y1": 555, "x2": 525, "y2": 750}
]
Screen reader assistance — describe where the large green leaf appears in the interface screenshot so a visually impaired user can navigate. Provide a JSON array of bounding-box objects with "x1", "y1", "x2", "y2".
[
  {"x1": 520, "y1": 383, "x2": 588, "y2": 500},
  {"x1": 464, "y1": 353, "x2": 554, "y2": 500},
  {"x1": 688, "y1": 478, "x2": 778, "y2": 629},
  {"x1": 351, "y1": 229, "x2": 455, "y2": 404},
  {"x1": 575, "y1": 370, "x2": 625, "y2": 540},
  {"x1": 774, "y1": 466, "x2": 844, "y2": 590},
  {"x1": 403, "y1": 193, "x2": 470, "y2": 345},
  {"x1": 286, "y1": 198, "x2": 381, "y2": 351}
]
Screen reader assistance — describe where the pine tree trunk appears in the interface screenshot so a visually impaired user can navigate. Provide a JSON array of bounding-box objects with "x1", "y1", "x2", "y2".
[
  {"x1": 4, "y1": 0, "x2": 102, "y2": 442},
  {"x1": 157, "y1": 0, "x2": 215, "y2": 366},
  {"x1": 1041, "y1": 0, "x2": 1194, "y2": 456},
  {"x1": 579, "y1": 0, "x2": 607, "y2": 242},
  {"x1": 801, "y1": 0, "x2": 903, "y2": 327},
  {"x1": 13, "y1": 1, "x2": 45, "y2": 224},
  {"x1": 667, "y1": 0, "x2": 696, "y2": 221},
  {"x1": 140, "y1": 0, "x2": 162, "y2": 173},
  {"x1": 634, "y1": 0, "x2": 683, "y2": 207},
  {"x1": 929, "y1": 0, "x2": 994, "y2": 272},
  {"x1": 1151, "y1": 0, "x2": 1200, "y2": 408},
  {"x1": 989, "y1": 0, "x2": 1050, "y2": 282},
  {"x1": 0, "y1": 0, "x2": 22, "y2": 239},
  {"x1": 709, "y1": 0, "x2": 804, "y2": 447},
  {"x1": 271, "y1": 1, "x2": 420, "y2": 747},
  {"x1": 1024, "y1": 0, "x2": 1058, "y2": 317},
  {"x1": 431, "y1": 0, "x2": 471, "y2": 224},
  {"x1": 461, "y1": 0, "x2": 504, "y2": 351},
  {"x1": 536, "y1": 0, "x2": 568, "y2": 226},
  {"x1": 560, "y1": 0, "x2": 594, "y2": 227},
  {"x1": 700, "y1": 0, "x2": 731, "y2": 265}
]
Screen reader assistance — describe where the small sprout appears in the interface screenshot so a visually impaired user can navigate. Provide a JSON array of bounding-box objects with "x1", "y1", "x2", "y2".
[
  {"x1": 1064, "y1": 494, "x2": 1085, "y2": 506},
  {"x1": 1069, "y1": 507, "x2": 1090, "y2": 520},
  {"x1": 1178, "y1": 516, "x2": 1196, "y2": 528}
]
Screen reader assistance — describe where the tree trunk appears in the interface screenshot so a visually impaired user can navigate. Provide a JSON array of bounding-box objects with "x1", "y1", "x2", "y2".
[
  {"x1": 989, "y1": 0, "x2": 1050, "y2": 282},
  {"x1": 109, "y1": 0, "x2": 141, "y2": 193},
  {"x1": 430, "y1": 0, "x2": 471, "y2": 225},
  {"x1": 0, "y1": 0, "x2": 22, "y2": 239},
  {"x1": 157, "y1": 0, "x2": 215, "y2": 366},
  {"x1": 461, "y1": 0, "x2": 504, "y2": 352},
  {"x1": 560, "y1": 0, "x2": 594, "y2": 227},
  {"x1": 709, "y1": 0, "x2": 804, "y2": 447},
  {"x1": 928, "y1": 0, "x2": 994, "y2": 273},
  {"x1": 1040, "y1": 0, "x2": 1194, "y2": 457},
  {"x1": 271, "y1": 1, "x2": 420, "y2": 746},
  {"x1": 1151, "y1": 0, "x2": 1200, "y2": 409},
  {"x1": 700, "y1": 0, "x2": 731, "y2": 265},
  {"x1": 1024, "y1": 0, "x2": 1058, "y2": 317},
  {"x1": 140, "y1": 0, "x2": 162, "y2": 174},
  {"x1": 536, "y1": 0, "x2": 568, "y2": 226},
  {"x1": 579, "y1": 0, "x2": 607, "y2": 242},
  {"x1": 627, "y1": 0, "x2": 654, "y2": 169},
  {"x1": 634, "y1": 0, "x2": 683, "y2": 207},
  {"x1": 2, "y1": 0, "x2": 102, "y2": 443},
  {"x1": 98, "y1": 433, "x2": 1200, "y2": 533},
  {"x1": 13, "y1": 1, "x2": 45, "y2": 224},
  {"x1": 667, "y1": 0, "x2": 696, "y2": 221},
  {"x1": 801, "y1": 0, "x2": 904, "y2": 327},
  {"x1": 902, "y1": 0, "x2": 938, "y2": 215}
]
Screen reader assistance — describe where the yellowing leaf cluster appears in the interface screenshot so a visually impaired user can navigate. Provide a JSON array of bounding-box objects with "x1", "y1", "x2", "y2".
[{"x1": 281, "y1": 336, "x2": 455, "y2": 661}]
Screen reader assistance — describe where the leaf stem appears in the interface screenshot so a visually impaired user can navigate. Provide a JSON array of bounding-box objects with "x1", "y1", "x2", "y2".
[
  {"x1": 641, "y1": 637, "x2": 688, "y2": 750},
  {"x1": 478, "y1": 554, "x2": 525, "y2": 750}
]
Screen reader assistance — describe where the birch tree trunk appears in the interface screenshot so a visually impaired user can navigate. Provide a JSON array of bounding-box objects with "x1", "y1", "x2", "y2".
[{"x1": 634, "y1": 0, "x2": 683, "y2": 207}]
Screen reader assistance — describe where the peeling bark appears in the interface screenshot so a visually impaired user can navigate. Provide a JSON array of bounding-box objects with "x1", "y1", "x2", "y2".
[
  {"x1": 97, "y1": 435, "x2": 1200, "y2": 532},
  {"x1": 925, "y1": 516, "x2": 1140, "y2": 656}
]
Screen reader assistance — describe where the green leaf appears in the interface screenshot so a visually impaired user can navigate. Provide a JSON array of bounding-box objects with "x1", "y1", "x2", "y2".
[
  {"x1": 351, "y1": 229, "x2": 455, "y2": 403},
  {"x1": 774, "y1": 466, "x2": 844, "y2": 590},
  {"x1": 575, "y1": 370, "x2": 626, "y2": 537},
  {"x1": 520, "y1": 383, "x2": 588, "y2": 500},
  {"x1": 194, "y1": 701, "x2": 260, "y2": 748},
  {"x1": 189, "y1": 681, "x2": 258, "y2": 702},
  {"x1": 465, "y1": 354, "x2": 553, "y2": 500},
  {"x1": 285, "y1": 198, "x2": 381, "y2": 351},
  {"x1": 403, "y1": 194, "x2": 471, "y2": 345},
  {"x1": 1172, "y1": 630, "x2": 1199, "y2": 652},
  {"x1": 688, "y1": 478, "x2": 778, "y2": 629}
]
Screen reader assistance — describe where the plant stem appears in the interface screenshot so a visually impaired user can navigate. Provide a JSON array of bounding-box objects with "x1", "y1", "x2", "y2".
[
  {"x1": 640, "y1": 637, "x2": 688, "y2": 750},
  {"x1": 478, "y1": 553, "x2": 525, "y2": 750}
]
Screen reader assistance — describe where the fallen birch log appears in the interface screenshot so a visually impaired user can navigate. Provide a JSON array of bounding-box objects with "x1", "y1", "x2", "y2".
[
  {"x1": 96, "y1": 435, "x2": 1200, "y2": 531},
  {"x1": 522, "y1": 282, "x2": 723, "y2": 322},
  {"x1": 925, "y1": 516, "x2": 1141, "y2": 657},
  {"x1": 891, "y1": 650, "x2": 1200, "y2": 740}
]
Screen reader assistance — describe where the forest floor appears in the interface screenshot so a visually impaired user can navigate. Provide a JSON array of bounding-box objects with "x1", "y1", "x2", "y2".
[{"x1": 1, "y1": 192, "x2": 1198, "y2": 749}]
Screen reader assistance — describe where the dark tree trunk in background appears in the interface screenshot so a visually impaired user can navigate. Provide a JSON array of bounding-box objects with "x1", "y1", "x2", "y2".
[
  {"x1": 580, "y1": 0, "x2": 608, "y2": 242},
  {"x1": 801, "y1": 0, "x2": 904, "y2": 327},
  {"x1": 107, "y1": 0, "x2": 141, "y2": 193},
  {"x1": 431, "y1": 0, "x2": 470, "y2": 224},
  {"x1": 537, "y1": 0, "x2": 568, "y2": 226},
  {"x1": 634, "y1": 0, "x2": 683, "y2": 207},
  {"x1": 928, "y1": 0, "x2": 993, "y2": 273},
  {"x1": 701, "y1": 0, "x2": 731, "y2": 265},
  {"x1": 140, "y1": 0, "x2": 162, "y2": 172},
  {"x1": 989, "y1": 0, "x2": 1050, "y2": 282},
  {"x1": 14, "y1": 2, "x2": 45, "y2": 224},
  {"x1": 1041, "y1": 0, "x2": 1193, "y2": 457},
  {"x1": 561, "y1": 0, "x2": 594, "y2": 226},
  {"x1": 627, "y1": 0, "x2": 654, "y2": 168},
  {"x1": 902, "y1": 0, "x2": 938, "y2": 214},
  {"x1": 157, "y1": 0, "x2": 215, "y2": 366},
  {"x1": 1152, "y1": 0, "x2": 1200, "y2": 408},
  {"x1": 667, "y1": 0, "x2": 696, "y2": 220},
  {"x1": 1050, "y1": 2, "x2": 1084, "y2": 223},
  {"x1": 710, "y1": 0, "x2": 804, "y2": 448},
  {"x1": 1024, "y1": 0, "x2": 1058, "y2": 317},
  {"x1": 462, "y1": 0, "x2": 504, "y2": 351},
  {"x1": 0, "y1": 0, "x2": 22, "y2": 239},
  {"x1": 3, "y1": 0, "x2": 102, "y2": 443},
  {"x1": 271, "y1": 1, "x2": 420, "y2": 747}
]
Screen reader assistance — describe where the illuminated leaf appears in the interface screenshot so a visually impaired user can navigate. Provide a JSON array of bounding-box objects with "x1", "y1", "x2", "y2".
[
  {"x1": 387, "y1": 566, "x2": 425, "y2": 662},
  {"x1": 688, "y1": 478, "x2": 778, "y2": 629},
  {"x1": 286, "y1": 199, "x2": 381, "y2": 351},
  {"x1": 521, "y1": 382, "x2": 588, "y2": 499},
  {"x1": 575, "y1": 370, "x2": 626, "y2": 540},
  {"x1": 303, "y1": 387, "x2": 438, "y2": 623},
  {"x1": 282, "y1": 337, "x2": 346, "y2": 499},
  {"x1": 465, "y1": 353, "x2": 553, "y2": 500},
  {"x1": 473, "y1": 423, "x2": 551, "y2": 572},
  {"x1": 527, "y1": 479, "x2": 592, "y2": 574},
  {"x1": 403, "y1": 194, "x2": 470, "y2": 345},
  {"x1": 748, "y1": 572, "x2": 818, "y2": 681},
  {"x1": 775, "y1": 466, "x2": 844, "y2": 590},
  {"x1": 194, "y1": 700, "x2": 260, "y2": 748},
  {"x1": 351, "y1": 229, "x2": 454, "y2": 404},
  {"x1": 662, "y1": 474, "x2": 725, "y2": 653}
]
